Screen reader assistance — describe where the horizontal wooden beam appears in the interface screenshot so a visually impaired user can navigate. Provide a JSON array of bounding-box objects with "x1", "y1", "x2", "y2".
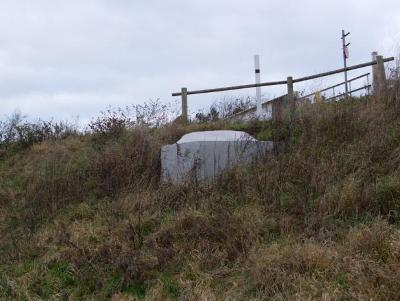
[
  {"x1": 172, "y1": 57, "x2": 394, "y2": 97},
  {"x1": 172, "y1": 80, "x2": 288, "y2": 97},
  {"x1": 293, "y1": 58, "x2": 393, "y2": 83}
]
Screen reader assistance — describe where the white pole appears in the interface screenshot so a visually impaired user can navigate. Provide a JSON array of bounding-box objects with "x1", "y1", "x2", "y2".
[{"x1": 254, "y1": 55, "x2": 262, "y2": 118}]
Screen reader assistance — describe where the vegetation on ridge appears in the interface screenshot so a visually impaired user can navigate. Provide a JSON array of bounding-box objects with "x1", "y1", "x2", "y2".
[{"x1": 1, "y1": 85, "x2": 400, "y2": 300}]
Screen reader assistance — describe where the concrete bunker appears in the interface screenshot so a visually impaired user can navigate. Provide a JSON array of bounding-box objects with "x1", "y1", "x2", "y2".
[{"x1": 161, "y1": 130, "x2": 273, "y2": 184}]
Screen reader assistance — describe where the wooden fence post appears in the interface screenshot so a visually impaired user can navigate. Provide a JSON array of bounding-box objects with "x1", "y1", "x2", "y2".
[
  {"x1": 375, "y1": 55, "x2": 387, "y2": 95},
  {"x1": 371, "y1": 52, "x2": 378, "y2": 91},
  {"x1": 181, "y1": 87, "x2": 188, "y2": 122},
  {"x1": 287, "y1": 76, "x2": 295, "y2": 118}
]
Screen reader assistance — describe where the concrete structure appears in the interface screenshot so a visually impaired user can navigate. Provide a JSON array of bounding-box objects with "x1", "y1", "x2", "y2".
[
  {"x1": 230, "y1": 94, "x2": 297, "y2": 122},
  {"x1": 161, "y1": 131, "x2": 273, "y2": 184},
  {"x1": 230, "y1": 98, "x2": 274, "y2": 121}
]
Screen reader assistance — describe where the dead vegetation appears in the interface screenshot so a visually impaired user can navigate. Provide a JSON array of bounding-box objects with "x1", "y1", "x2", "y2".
[{"x1": 1, "y1": 84, "x2": 400, "y2": 300}]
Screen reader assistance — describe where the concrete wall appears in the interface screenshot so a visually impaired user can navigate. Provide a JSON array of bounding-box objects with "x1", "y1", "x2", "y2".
[
  {"x1": 230, "y1": 99, "x2": 272, "y2": 122},
  {"x1": 231, "y1": 95, "x2": 288, "y2": 122},
  {"x1": 161, "y1": 139, "x2": 273, "y2": 184}
]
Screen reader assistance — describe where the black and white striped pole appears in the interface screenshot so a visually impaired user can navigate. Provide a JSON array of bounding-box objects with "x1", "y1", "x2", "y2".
[{"x1": 254, "y1": 55, "x2": 263, "y2": 117}]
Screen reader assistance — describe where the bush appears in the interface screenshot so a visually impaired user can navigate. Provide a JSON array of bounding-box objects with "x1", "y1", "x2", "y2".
[
  {"x1": 0, "y1": 111, "x2": 78, "y2": 149},
  {"x1": 88, "y1": 100, "x2": 176, "y2": 135}
]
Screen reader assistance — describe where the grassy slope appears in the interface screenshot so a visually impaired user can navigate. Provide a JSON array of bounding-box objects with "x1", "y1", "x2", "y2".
[{"x1": 1, "y1": 92, "x2": 400, "y2": 300}]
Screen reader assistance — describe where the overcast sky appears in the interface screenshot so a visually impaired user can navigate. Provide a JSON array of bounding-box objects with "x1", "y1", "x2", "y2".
[{"x1": 0, "y1": 0, "x2": 399, "y2": 123}]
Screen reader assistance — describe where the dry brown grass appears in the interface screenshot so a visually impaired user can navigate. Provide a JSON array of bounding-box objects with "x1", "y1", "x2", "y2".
[
  {"x1": 1, "y1": 87, "x2": 400, "y2": 300},
  {"x1": 249, "y1": 219, "x2": 400, "y2": 300},
  {"x1": 250, "y1": 241, "x2": 339, "y2": 298}
]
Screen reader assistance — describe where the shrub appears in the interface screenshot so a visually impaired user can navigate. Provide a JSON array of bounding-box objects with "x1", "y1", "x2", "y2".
[
  {"x1": 88, "y1": 100, "x2": 176, "y2": 135},
  {"x1": 0, "y1": 111, "x2": 78, "y2": 149}
]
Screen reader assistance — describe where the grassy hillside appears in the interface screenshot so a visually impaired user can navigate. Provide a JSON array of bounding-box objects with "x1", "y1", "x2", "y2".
[{"x1": 1, "y1": 88, "x2": 400, "y2": 300}]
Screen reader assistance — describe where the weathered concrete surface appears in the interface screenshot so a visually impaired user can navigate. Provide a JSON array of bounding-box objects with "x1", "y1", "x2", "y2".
[{"x1": 161, "y1": 131, "x2": 273, "y2": 184}]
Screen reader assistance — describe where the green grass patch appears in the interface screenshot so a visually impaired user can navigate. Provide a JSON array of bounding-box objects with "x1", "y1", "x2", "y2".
[
  {"x1": 123, "y1": 281, "x2": 147, "y2": 299},
  {"x1": 161, "y1": 274, "x2": 181, "y2": 300}
]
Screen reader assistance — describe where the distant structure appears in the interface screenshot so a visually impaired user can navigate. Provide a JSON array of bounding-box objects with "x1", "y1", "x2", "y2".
[{"x1": 230, "y1": 93, "x2": 303, "y2": 122}]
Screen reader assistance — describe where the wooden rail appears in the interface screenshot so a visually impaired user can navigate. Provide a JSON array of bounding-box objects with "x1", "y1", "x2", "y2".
[
  {"x1": 171, "y1": 80, "x2": 288, "y2": 97},
  {"x1": 292, "y1": 58, "x2": 392, "y2": 83},
  {"x1": 172, "y1": 58, "x2": 393, "y2": 97}
]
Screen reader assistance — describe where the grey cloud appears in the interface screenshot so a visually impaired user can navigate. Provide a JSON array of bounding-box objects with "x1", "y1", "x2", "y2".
[{"x1": 0, "y1": 0, "x2": 399, "y2": 122}]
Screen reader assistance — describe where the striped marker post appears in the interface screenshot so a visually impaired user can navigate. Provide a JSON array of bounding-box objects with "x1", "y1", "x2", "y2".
[{"x1": 254, "y1": 55, "x2": 262, "y2": 118}]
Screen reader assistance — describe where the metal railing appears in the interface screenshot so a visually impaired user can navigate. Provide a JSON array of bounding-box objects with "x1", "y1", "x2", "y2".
[
  {"x1": 325, "y1": 85, "x2": 372, "y2": 102},
  {"x1": 297, "y1": 73, "x2": 370, "y2": 101}
]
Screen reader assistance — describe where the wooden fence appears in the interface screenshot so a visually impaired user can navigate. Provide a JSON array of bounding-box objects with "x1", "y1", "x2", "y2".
[{"x1": 172, "y1": 55, "x2": 394, "y2": 122}]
